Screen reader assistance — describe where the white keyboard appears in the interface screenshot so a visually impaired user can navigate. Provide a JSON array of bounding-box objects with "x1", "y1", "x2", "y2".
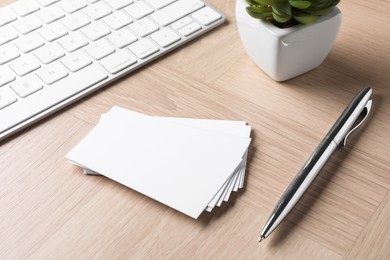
[{"x1": 0, "y1": 0, "x2": 224, "y2": 141}]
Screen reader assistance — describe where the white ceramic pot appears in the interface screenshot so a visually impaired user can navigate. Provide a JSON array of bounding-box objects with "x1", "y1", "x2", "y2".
[{"x1": 236, "y1": 0, "x2": 342, "y2": 81}]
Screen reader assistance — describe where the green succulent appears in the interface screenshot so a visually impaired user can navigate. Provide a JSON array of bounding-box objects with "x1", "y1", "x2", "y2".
[{"x1": 245, "y1": 0, "x2": 340, "y2": 28}]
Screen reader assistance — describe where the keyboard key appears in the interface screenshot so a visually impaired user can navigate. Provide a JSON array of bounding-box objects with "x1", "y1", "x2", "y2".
[
  {"x1": 145, "y1": 0, "x2": 176, "y2": 9},
  {"x1": 0, "y1": 26, "x2": 19, "y2": 45},
  {"x1": 178, "y1": 22, "x2": 201, "y2": 37},
  {"x1": 14, "y1": 32, "x2": 45, "y2": 53},
  {"x1": 81, "y1": 21, "x2": 111, "y2": 41},
  {"x1": 62, "y1": 12, "x2": 91, "y2": 31},
  {"x1": 84, "y1": 39, "x2": 115, "y2": 60},
  {"x1": 100, "y1": 49, "x2": 137, "y2": 74},
  {"x1": 171, "y1": 17, "x2": 193, "y2": 30},
  {"x1": 36, "y1": 0, "x2": 61, "y2": 7},
  {"x1": 151, "y1": 28, "x2": 180, "y2": 48},
  {"x1": 38, "y1": 21, "x2": 68, "y2": 42},
  {"x1": 36, "y1": 4, "x2": 65, "y2": 24},
  {"x1": 84, "y1": 2, "x2": 113, "y2": 20},
  {"x1": 36, "y1": 62, "x2": 68, "y2": 85},
  {"x1": 34, "y1": 43, "x2": 65, "y2": 64},
  {"x1": 9, "y1": 54, "x2": 41, "y2": 76},
  {"x1": 58, "y1": 32, "x2": 89, "y2": 52},
  {"x1": 0, "y1": 67, "x2": 16, "y2": 87},
  {"x1": 0, "y1": 44, "x2": 20, "y2": 65},
  {"x1": 11, "y1": 74, "x2": 43, "y2": 98},
  {"x1": 11, "y1": 0, "x2": 40, "y2": 17},
  {"x1": 129, "y1": 17, "x2": 158, "y2": 37},
  {"x1": 192, "y1": 7, "x2": 222, "y2": 25},
  {"x1": 13, "y1": 16, "x2": 43, "y2": 35},
  {"x1": 107, "y1": 27, "x2": 137, "y2": 48},
  {"x1": 61, "y1": 50, "x2": 92, "y2": 72},
  {"x1": 124, "y1": 1, "x2": 153, "y2": 19},
  {"x1": 0, "y1": 9, "x2": 17, "y2": 26},
  {"x1": 151, "y1": 0, "x2": 204, "y2": 26},
  {"x1": 0, "y1": 87, "x2": 17, "y2": 110},
  {"x1": 58, "y1": 0, "x2": 87, "y2": 14},
  {"x1": 103, "y1": 11, "x2": 132, "y2": 30},
  {"x1": 129, "y1": 38, "x2": 158, "y2": 59},
  {"x1": 105, "y1": 0, "x2": 134, "y2": 10}
]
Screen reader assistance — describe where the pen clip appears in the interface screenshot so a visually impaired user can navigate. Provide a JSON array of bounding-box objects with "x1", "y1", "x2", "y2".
[{"x1": 343, "y1": 99, "x2": 372, "y2": 146}]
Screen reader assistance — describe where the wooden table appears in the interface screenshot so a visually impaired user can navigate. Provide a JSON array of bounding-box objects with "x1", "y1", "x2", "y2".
[{"x1": 1, "y1": 0, "x2": 389, "y2": 258}]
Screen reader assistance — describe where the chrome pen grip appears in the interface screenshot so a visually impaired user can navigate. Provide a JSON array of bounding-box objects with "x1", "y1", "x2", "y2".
[{"x1": 261, "y1": 138, "x2": 337, "y2": 239}]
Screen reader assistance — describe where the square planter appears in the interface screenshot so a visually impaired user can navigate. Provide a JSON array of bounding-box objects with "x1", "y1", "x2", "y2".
[{"x1": 236, "y1": 0, "x2": 342, "y2": 81}]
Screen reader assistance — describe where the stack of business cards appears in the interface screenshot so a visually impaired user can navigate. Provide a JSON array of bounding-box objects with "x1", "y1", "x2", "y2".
[{"x1": 66, "y1": 106, "x2": 251, "y2": 219}]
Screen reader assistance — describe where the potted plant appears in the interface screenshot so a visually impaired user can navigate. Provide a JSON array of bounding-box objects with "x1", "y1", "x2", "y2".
[{"x1": 236, "y1": 0, "x2": 342, "y2": 81}]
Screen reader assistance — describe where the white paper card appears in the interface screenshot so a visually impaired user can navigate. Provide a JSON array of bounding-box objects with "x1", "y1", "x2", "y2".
[{"x1": 66, "y1": 106, "x2": 251, "y2": 218}]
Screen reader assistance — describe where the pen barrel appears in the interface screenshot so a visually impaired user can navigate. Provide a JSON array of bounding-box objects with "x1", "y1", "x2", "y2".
[{"x1": 261, "y1": 138, "x2": 337, "y2": 238}]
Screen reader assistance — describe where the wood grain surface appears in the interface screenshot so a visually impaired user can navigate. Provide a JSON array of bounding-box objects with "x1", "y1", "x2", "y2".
[{"x1": 1, "y1": 0, "x2": 389, "y2": 259}]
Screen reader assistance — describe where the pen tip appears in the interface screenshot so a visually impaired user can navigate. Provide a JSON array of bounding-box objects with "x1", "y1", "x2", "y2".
[{"x1": 259, "y1": 236, "x2": 264, "y2": 242}]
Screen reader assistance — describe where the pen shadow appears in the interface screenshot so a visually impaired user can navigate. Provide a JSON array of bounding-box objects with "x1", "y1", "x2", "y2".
[{"x1": 267, "y1": 94, "x2": 380, "y2": 247}]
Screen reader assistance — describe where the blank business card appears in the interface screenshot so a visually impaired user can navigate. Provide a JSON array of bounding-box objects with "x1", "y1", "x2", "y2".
[{"x1": 66, "y1": 106, "x2": 251, "y2": 218}]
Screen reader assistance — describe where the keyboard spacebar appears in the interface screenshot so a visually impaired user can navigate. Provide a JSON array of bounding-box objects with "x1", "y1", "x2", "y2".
[{"x1": 0, "y1": 63, "x2": 108, "y2": 135}]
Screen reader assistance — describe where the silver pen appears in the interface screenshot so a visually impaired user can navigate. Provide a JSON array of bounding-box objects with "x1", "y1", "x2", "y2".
[{"x1": 259, "y1": 86, "x2": 373, "y2": 242}]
